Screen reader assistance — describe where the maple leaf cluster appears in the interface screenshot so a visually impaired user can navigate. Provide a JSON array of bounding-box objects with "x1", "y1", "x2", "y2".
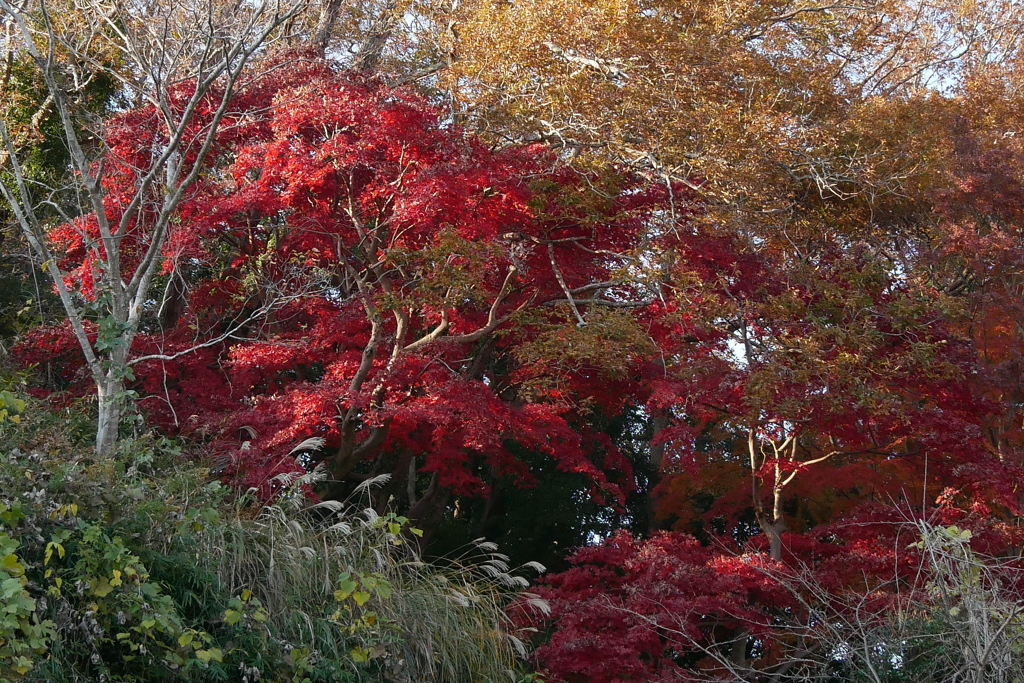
[
  {"x1": 16, "y1": 57, "x2": 699, "y2": 506},
  {"x1": 529, "y1": 530, "x2": 790, "y2": 682}
]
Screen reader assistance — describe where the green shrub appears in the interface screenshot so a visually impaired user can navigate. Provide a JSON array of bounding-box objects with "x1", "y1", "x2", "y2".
[
  {"x1": 0, "y1": 391, "x2": 541, "y2": 683},
  {"x1": 0, "y1": 525, "x2": 55, "y2": 683}
]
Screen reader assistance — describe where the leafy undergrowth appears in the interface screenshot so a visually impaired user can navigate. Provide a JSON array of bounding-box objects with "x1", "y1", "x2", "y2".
[{"x1": 0, "y1": 392, "x2": 544, "y2": 683}]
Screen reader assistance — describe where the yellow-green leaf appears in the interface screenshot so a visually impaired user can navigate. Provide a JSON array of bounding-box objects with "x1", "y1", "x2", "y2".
[{"x1": 92, "y1": 577, "x2": 114, "y2": 597}]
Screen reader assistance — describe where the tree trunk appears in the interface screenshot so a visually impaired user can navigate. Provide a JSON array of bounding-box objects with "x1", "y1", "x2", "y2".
[
  {"x1": 408, "y1": 474, "x2": 451, "y2": 551},
  {"x1": 352, "y1": 0, "x2": 400, "y2": 72},
  {"x1": 730, "y1": 628, "x2": 749, "y2": 669},
  {"x1": 753, "y1": 507, "x2": 786, "y2": 560},
  {"x1": 765, "y1": 516, "x2": 785, "y2": 561},
  {"x1": 749, "y1": 429, "x2": 788, "y2": 561},
  {"x1": 646, "y1": 408, "x2": 670, "y2": 533},
  {"x1": 312, "y1": 0, "x2": 345, "y2": 52},
  {"x1": 96, "y1": 376, "x2": 124, "y2": 456}
]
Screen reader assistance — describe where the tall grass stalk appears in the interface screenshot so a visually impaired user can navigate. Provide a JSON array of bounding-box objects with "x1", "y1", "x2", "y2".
[{"x1": 197, "y1": 469, "x2": 543, "y2": 682}]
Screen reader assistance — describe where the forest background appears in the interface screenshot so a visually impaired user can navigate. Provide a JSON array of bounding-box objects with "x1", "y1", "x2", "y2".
[{"x1": 2, "y1": 0, "x2": 1024, "y2": 680}]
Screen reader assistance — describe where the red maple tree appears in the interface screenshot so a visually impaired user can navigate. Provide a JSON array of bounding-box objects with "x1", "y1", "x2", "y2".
[{"x1": 17, "y1": 57, "x2": 711, "y2": 519}]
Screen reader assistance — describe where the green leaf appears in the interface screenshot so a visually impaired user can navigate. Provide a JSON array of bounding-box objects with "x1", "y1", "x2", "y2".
[
  {"x1": 2, "y1": 553, "x2": 24, "y2": 577},
  {"x1": 335, "y1": 578, "x2": 357, "y2": 600},
  {"x1": 91, "y1": 577, "x2": 114, "y2": 597},
  {"x1": 2, "y1": 577, "x2": 27, "y2": 600}
]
